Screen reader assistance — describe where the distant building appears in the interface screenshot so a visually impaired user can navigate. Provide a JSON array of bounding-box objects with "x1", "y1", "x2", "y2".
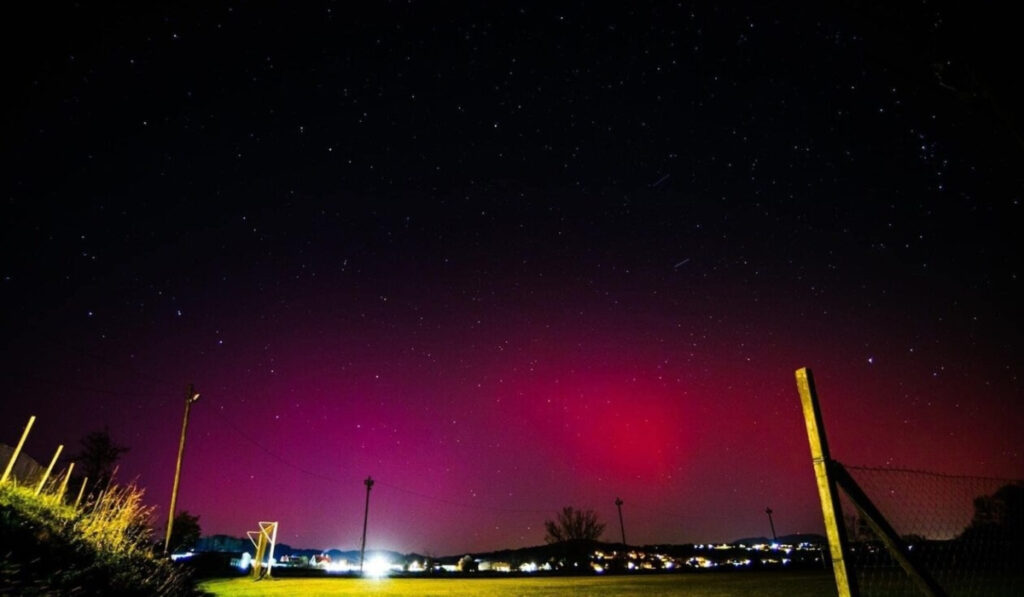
[{"x1": 478, "y1": 560, "x2": 511, "y2": 572}]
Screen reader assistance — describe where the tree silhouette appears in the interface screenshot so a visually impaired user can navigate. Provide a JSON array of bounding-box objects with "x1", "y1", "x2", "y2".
[
  {"x1": 73, "y1": 428, "x2": 129, "y2": 493},
  {"x1": 167, "y1": 511, "x2": 202, "y2": 553},
  {"x1": 955, "y1": 483, "x2": 1024, "y2": 570},
  {"x1": 544, "y1": 507, "x2": 605, "y2": 571},
  {"x1": 960, "y1": 483, "x2": 1024, "y2": 541},
  {"x1": 544, "y1": 506, "x2": 605, "y2": 543}
]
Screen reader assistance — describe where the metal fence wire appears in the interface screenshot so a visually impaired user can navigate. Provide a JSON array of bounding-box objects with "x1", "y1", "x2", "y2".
[{"x1": 838, "y1": 465, "x2": 1023, "y2": 597}]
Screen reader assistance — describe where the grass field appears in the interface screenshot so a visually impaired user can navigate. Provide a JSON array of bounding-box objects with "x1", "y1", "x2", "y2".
[{"x1": 200, "y1": 571, "x2": 839, "y2": 597}]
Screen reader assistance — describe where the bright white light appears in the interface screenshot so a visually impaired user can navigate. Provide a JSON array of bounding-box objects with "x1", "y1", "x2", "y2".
[
  {"x1": 236, "y1": 552, "x2": 252, "y2": 571},
  {"x1": 324, "y1": 559, "x2": 351, "y2": 573},
  {"x1": 364, "y1": 556, "x2": 391, "y2": 578}
]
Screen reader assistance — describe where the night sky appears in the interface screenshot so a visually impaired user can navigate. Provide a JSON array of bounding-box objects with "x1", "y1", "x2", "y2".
[{"x1": 2, "y1": 2, "x2": 1021, "y2": 555}]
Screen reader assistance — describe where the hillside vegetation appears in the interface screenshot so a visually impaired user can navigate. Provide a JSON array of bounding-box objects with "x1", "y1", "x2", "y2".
[{"x1": 0, "y1": 481, "x2": 200, "y2": 596}]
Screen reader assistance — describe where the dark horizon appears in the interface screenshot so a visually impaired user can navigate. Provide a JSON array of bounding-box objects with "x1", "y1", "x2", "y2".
[{"x1": 2, "y1": 1, "x2": 1021, "y2": 555}]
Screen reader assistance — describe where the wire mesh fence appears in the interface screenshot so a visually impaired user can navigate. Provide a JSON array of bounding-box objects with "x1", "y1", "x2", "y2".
[
  {"x1": 838, "y1": 465, "x2": 1023, "y2": 597},
  {"x1": 0, "y1": 444, "x2": 45, "y2": 486}
]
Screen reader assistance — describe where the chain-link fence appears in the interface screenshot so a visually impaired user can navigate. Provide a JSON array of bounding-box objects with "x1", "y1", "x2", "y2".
[
  {"x1": 838, "y1": 465, "x2": 1023, "y2": 597},
  {"x1": 0, "y1": 444, "x2": 44, "y2": 486}
]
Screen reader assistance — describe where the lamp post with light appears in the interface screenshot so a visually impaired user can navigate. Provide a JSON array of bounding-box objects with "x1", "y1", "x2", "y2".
[
  {"x1": 164, "y1": 384, "x2": 200, "y2": 554},
  {"x1": 360, "y1": 476, "x2": 374, "y2": 573},
  {"x1": 615, "y1": 497, "x2": 627, "y2": 546}
]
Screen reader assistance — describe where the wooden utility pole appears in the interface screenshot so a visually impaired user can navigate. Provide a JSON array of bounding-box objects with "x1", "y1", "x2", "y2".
[{"x1": 164, "y1": 384, "x2": 200, "y2": 554}]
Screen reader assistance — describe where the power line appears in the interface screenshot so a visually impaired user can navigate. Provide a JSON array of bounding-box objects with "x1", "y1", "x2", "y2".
[{"x1": 209, "y1": 407, "x2": 343, "y2": 484}]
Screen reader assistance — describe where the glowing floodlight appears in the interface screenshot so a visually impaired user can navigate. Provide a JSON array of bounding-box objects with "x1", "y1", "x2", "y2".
[{"x1": 365, "y1": 555, "x2": 391, "y2": 578}]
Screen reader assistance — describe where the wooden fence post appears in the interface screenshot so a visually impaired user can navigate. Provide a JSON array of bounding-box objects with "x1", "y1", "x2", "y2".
[{"x1": 795, "y1": 368, "x2": 858, "y2": 597}]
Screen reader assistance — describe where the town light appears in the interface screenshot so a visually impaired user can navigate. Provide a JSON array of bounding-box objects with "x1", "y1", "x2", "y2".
[{"x1": 364, "y1": 556, "x2": 391, "y2": 578}]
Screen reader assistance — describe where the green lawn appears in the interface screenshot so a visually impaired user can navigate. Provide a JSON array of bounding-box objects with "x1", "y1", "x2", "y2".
[{"x1": 201, "y1": 572, "x2": 838, "y2": 597}]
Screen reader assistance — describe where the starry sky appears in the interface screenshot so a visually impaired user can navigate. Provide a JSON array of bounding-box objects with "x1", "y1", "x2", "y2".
[{"x1": 2, "y1": 2, "x2": 1022, "y2": 555}]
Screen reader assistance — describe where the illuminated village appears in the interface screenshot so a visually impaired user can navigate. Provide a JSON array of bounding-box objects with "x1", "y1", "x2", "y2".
[{"x1": 181, "y1": 535, "x2": 828, "y2": 578}]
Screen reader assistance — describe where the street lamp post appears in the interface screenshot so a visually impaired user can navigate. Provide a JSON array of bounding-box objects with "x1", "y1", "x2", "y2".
[
  {"x1": 615, "y1": 497, "x2": 627, "y2": 546},
  {"x1": 164, "y1": 384, "x2": 200, "y2": 554},
  {"x1": 359, "y1": 476, "x2": 374, "y2": 573},
  {"x1": 765, "y1": 507, "x2": 777, "y2": 542}
]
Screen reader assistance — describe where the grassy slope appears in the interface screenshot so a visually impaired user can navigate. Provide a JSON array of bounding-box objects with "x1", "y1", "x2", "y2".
[
  {"x1": 201, "y1": 572, "x2": 838, "y2": 597},
  {"x1": 0, "y1": 481, "x2": 197, "y2": 596}
]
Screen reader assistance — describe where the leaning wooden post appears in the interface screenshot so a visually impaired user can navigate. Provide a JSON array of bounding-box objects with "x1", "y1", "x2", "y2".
[
  {"x1": 795, "y1": 368, "x2": 858, "y2": 597},
  {"x1": 35, "y1": 444, "x2": 64, "y2": 496},
  {"x1": 1, "y1": 415, "x2": 36, "y2": 484},
  {"x1": 55, "y1": 462, "x2": 75, "y2": 503},
  {"x1": 74, "y1": 476, "x2": 89, "y2": 508}
]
